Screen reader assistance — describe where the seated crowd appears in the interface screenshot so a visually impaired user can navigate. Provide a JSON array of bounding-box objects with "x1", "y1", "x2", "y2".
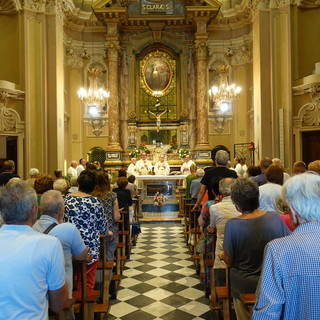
[{"x1": 0, "y1": 155, "x2": 320, "y2": 319}]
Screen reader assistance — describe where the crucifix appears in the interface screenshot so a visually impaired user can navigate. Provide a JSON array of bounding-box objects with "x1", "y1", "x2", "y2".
[{"x1": 148, "y1": 99, "x2": 167, "y2": 132}]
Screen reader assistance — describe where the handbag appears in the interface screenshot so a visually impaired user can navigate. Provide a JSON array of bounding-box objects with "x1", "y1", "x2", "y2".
[
  {"x1": 195, "y1": 233, "x2": 206, "y2": 254},
  {"x1": 132, "y1": 221, "x2": 141, "y2": 235}
]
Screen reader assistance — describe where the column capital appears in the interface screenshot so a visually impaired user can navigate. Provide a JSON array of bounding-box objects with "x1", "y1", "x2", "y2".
[{"x1": 194, "y1": 40, "x2": 208, "y2": 60}]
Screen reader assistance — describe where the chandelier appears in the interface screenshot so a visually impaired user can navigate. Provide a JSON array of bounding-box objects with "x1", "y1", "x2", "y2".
[
  {"x1": 208, "y1": 65, "x2": 241, "y2": 133},
  {"x1": 78, "y1": 68, "x2": 110, "y2": 136}
]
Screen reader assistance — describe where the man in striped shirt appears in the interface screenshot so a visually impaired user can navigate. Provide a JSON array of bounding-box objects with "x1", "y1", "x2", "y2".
[{"x1": 253, "y1": 172, "x2": 320, "y2": 320}]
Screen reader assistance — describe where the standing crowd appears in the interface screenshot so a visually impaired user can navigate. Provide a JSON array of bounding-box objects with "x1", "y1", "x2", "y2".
[{"x1": 1, "y1": 154, "x2": 320, "y2": 320}]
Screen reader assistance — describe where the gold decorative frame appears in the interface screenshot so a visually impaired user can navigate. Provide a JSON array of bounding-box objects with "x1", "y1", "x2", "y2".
[{"x1": 140, "y1": 50, "x2": 176, "y2": 97}]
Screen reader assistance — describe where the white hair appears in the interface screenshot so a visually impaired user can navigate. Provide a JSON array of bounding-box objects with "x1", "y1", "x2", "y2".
[
  {"x1": 282, "y1": 172, "x2": 320, "y2": 222},
  {"x1": 53, "y1": 179, "x2": 69, "y2": 195},
  {"x1": 215, "y1": 150, "x2": 229, "y2": 166},
  {"x1": 196, "y1": 169, "x2": 205, "y2": 177},
  {"x1": 29, "y1": 168, "x2": 39, "y2": 177}
]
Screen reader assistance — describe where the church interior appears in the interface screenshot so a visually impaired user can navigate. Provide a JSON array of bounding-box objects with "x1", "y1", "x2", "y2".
[
  {"x1": 0, "y1": 0, "x2": 320, "y2": 177},
  {"x1": 1, "y1": 1, "x2": 320, "y2": 319}
]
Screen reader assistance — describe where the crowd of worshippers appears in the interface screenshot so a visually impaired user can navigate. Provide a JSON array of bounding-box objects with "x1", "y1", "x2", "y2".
[
  {"x1": 0, "y1": 159, "x2": 137, "y2": 319},
  {"x1": 1, "y1": 154, "x2": 320, "y2": 319}
]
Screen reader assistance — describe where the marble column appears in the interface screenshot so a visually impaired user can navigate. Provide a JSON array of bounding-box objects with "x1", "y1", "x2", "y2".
[
  {"x1": 105, "y1": 40, "x2": 122, "y2": 150},
  {"x1": 194, "y1": 40, "x2": 210, "y2": 149}
]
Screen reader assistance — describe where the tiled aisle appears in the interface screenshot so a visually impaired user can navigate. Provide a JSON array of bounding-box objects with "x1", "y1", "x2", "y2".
[{"x1": 108, "y1": 223, "x2": 214, "y2": 320}]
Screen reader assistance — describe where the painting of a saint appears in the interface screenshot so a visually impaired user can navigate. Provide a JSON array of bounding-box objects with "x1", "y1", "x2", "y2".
[{"x1": 144, "y1": 57, "x2": 171, "y2": 92}]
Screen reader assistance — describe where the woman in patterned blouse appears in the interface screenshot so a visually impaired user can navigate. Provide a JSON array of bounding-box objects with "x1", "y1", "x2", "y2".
[
  {"x1": 64, "y1": 169, "x2": 107, "y2": 290},
  {"x1": 92, "y1": 170, "x2": 120, "y2": 282}
]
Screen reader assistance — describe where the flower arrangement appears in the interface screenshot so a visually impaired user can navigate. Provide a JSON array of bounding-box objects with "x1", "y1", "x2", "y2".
[
  {"x1": 129, "y1": 149, "x2": 139, "y2": 158},
  {"x1": 179, "y1": 148, "x2": 189, "y2": 158},
  {"x1": 169, "y1": 139, "x2": 178, "y2": 150},
  {"x1": 138, "y1": 141, "x2": 149, "y2": 153},
  {"x1": 154, "y1": 192, "x2": 165, "y2": 206}
]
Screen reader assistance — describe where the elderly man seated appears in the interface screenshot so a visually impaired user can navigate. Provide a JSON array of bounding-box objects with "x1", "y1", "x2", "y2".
[
  {"x1": 253, "y1": 172, "x2": 320, "y2": 320},
  {"x1": 33, "y1": 190, "x2": 88, "y2": 320},
  {"x1": 0, "y1": 180, "x2": 67, "y2": 319}
]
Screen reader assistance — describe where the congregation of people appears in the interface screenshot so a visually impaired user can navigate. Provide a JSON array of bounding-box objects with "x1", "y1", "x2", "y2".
[{"x1": 1, "y1": 152, "x2": 320, "y2": 319}]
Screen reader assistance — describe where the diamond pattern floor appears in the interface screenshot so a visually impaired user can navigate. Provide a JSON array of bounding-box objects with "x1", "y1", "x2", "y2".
[{"x1": 108, "y1": 223, "x2": 215, "y2": 320}]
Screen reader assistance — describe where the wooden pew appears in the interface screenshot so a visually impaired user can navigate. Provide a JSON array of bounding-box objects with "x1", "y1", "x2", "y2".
[{"x1": 210, "y1": 264, "x2": 232, "y2": 320}]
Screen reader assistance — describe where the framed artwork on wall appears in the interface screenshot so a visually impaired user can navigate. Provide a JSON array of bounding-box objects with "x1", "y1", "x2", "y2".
[{"x1": 140, "y1": 50, "x2": 176, "y2": 97}]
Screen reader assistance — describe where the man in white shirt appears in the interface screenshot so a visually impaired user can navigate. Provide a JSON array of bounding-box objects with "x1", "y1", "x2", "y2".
[
  {"x1": 154, "y1": 155, "x2": 170, "y2": 175},
  {"x1": 209, "y1": 178, "x2": 241, "y2": 285},
  {"x1": 0, "y1": 180, "x2": 68, "y2": 319},
  {"x1": 127, "y1": 157, "x2": 139, "y2": 177},
  {"x1": 180, "y1": 154, "x2": 195, "y2": 175},
  {"x1": 136, "y1": 152, "x2": 153, "y2": 175},
  {"x1": 76, "y1": 158, "x2": 86, "y2": 176},
  {"x1": 67, "y1": 160, "x2": 78, "y2": 177}
]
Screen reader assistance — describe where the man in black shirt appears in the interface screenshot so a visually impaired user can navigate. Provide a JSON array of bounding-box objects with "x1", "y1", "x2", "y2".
[
  {"x1": 0, "y1": 160, "x2": 20, "y2": 186},
  {"x1": 193, "y1": 150, "x2": 237, "y2": 210}
]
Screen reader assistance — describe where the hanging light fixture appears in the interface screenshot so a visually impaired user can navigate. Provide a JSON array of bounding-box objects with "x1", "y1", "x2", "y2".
[
  {"x1": 78, "y1": 68, "x2": 110, "y2": 109},
  {"x1": 77, "y1": 0, "x2": 110, "y2": 137},
  {"x1": 208, "y1": 65, "x2": 241, "y2": 133},
  {"x1": 78, "y1": 68, "x2": 110, "y2": 137}
]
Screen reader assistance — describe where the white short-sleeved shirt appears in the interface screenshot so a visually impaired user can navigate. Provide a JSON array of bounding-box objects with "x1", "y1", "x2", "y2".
[
  {"x1": 259, "y1": 183, "x2": 282, "y2": 213},
  {"x1": 67, "y1": 166, "x2": 77, "y2": 177},
  {"x1": 33, "y1": 215, "x2": 87, "y2": 298},
  {"x1": 209, "y1": 197, "x2": 241, "y2": 269},
  {"x1": 0, "y1": 224, "x2": 65, "y2": 320}
]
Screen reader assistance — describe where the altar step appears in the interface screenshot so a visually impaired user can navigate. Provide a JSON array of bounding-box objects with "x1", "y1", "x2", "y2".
[{"x1": 142, "y1": 203, "x2": 179, "y2": 212}]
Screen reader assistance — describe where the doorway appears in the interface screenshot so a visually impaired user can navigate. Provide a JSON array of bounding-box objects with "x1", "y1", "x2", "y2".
[
  {"x1": 302, "y1": 131, "x2": 320, "y2": 166},
  {"x1": 0, "y1": 136, "x2": 18, "y2": 174}
]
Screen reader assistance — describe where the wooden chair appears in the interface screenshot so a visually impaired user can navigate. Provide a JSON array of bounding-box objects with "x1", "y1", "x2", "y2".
[
  {"x1": 73, "y1": 258, "x2": 109, "y2": 320},
  {"x1": 97, "y1": 235, "x2": 114, "y2": 305},
  {"x1": 239, "y1": 293, "x2": 256, "y2": 306},
  {"x1": 52, "y1": 298, "x2": 76, "y2": 320},
  {"x1": 210, "y1": 265, "x2": 232, "y2": 320}
]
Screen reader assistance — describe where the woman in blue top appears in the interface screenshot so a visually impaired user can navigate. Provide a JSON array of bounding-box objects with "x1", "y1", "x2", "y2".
[{"x1": 223, "y1": 178, "x2": 290, "y2": 320}]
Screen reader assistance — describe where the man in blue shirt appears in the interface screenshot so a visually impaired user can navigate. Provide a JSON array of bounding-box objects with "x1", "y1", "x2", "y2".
[
  {"x1": 253, "y1": 172, "x2": 320, "y2": 320},
  {"x1": 0, "y1": 179, "x2": 67, "y2": 319}
]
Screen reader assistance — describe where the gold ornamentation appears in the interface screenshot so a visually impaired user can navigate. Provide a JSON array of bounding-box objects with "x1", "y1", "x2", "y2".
[
  {"x1": 129, "y1": 110, "x2": 137, "y2": 118},
  {"x1": 140, "y1": 50, "x2": 176, "y2": 97}
]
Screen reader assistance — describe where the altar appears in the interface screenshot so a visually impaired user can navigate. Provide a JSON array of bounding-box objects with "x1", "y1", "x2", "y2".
[
  {"x1": 135, "y1": 175, "x2": 187, "y2": 200},
  {"x1": 135, "y1": 175, "x2": 187, "y2": 219}
]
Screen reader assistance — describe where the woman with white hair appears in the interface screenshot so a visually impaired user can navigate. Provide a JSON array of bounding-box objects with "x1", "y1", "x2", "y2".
[{"x1": 26, "y1": 168, "x2": 39, "y2": 187}]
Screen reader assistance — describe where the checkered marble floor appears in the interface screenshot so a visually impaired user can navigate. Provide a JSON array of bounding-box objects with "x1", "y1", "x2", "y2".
[{"x1": 108, "y1": 223, "x2": 215, "y2": 320}]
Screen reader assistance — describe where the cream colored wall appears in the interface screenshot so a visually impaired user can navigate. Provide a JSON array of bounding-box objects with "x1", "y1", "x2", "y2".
[
  {"x1": 296, "y1": 7, "x2": 320, "y2": 81},
  {"x1": 272, "y1": 8, "x2": 293, "y2": 168},
  {"x1": 25, "y1": 15, "x2": 46, "y2": 175},
  {"x1": 0, "y1": 15, "x2": 21, "y2": 84}
]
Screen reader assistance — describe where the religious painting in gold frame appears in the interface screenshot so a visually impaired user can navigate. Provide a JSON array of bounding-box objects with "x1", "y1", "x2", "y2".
[{"x1": 140, "y1": 50, "x2": 176, "y2": 97}]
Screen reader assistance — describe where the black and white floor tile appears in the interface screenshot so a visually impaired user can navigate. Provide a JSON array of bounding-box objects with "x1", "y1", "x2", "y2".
[{"x1": 108, "y1": 223, "x2": 215, "y2": 320}]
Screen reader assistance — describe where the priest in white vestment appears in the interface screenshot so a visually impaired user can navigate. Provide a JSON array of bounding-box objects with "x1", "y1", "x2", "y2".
[
  {"x1": 180, "y1": 154, "x2": 195, "y2": 175},
  {"x1": 154, "y1": 155, "x2": 170, "y2": 176},
  {"x1": 127, "y1": 158, "x2": 139, "y2": 177},
  {"x1": 136, "y1": 152, "x2": 153, "y2": 175}
]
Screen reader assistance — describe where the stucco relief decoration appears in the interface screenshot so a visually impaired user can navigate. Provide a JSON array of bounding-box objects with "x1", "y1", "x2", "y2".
[
  {"x1": 0, "y1": 0, "x2": 21, "y2": 14},
  {"x1": 140, "y1": 50, "x2": 176, "y2": 97},
  {"x1": 301, "y1": 91, "x2": 320, "y2": 126},
  {"x1": 0, "y1": 95, "x2": 16, "y2": 132},
  {"x1": 65, "y1": 47, "x2": 87, "y2": 68},
  {"x1": 297, "y1": 0, "x2": 320, "y2": 7},
  {"x1": 230, "y1": 44, "x2": 252, "y2": 65},
  {"x1": 24, "y1": 0, "x2": 46, "y2": 12}
]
